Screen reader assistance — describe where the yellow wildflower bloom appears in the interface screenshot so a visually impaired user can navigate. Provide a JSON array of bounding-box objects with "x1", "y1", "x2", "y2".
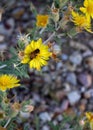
[
  {"x1": 80, "y1": 0, "x2": 93, "y2": 19},
  {"x1": 36, "y1": 14, "x2": 49, "y2": 27},
  {"x1": 0, "y1": 74, "x2": 20, "y2": 91},
  {"x1": 86, "y1": 112, "x2": 93, "y2": 129},
  {"x1": 71, "y1": 11, "x2": 92, "y2": 33},
  {"x1": 21, "y1": 38, "x2": 51, "y2": 70}
]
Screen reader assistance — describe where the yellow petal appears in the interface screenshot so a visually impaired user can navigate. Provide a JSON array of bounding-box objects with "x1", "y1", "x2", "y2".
[
  {"x1": 84, "y1": 0, "x2": 88, "y2": 7},
  {"x1": 80, "y1": 7, "x2": 86, "y2": 13},
  {"x1": 21, "y1": 57, "x2": 30, "y2": 63}
]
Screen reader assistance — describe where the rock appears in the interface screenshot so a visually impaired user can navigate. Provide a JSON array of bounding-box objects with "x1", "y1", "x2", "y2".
[
  {"x1": 84, "y1": 91, "x2": 91, "y2": 99},
  {"x1": 67, "y1": 91, "x2": 81, "y2": 105},
  {"x1": 79, "y1": 99, "x2": 87, "y2": 112},
  {"x1": 0, "y1": 18, "x2": 15, "y2": 36},
  {"x1": 70, "y1": 40, "x2": 88, "y2": 51},
  {"x1": 44, "y1": 74, "x2": 52, "y2": 83},
  {"x1": 65, "y1": 62, "x2": 76, "y2": 71},
  {"x1": 5, "y1": 18, "x2": 15, "y2": 29},
  {"x1": 55, "y1": 76, "x2": 62, "y2": 88},
  {"x1": 0, "y1": 24, "x2": 6, "y2": 35},
  {"x1": 56, "y1": 115, "x2": 63, "y2": 121},
  {"x1": 42, "y1": 66, "x2": 49, "y2": 72},
  {"x1": 0, "y1": 35, "x2": 5, "y2": 42},
  {"x1": 20, "y1": 111, "x2": 30, "y2": 120},
  {"x1": 61, "y1": 100, "x2": 69, "y2": 111},
  {"x1": 22, "y1": 13, "x2": 29, "y2": 21},
  {"x1": 52, "y1": 120, "x2": 58, "y2": 125},
  {"x1": 56, "y1": 62, "x2": 63, "y2": 70},
  {"x1": 88, "y1": 104, "x2": 93, "y2": 110},
  {"x1": 42, "y1": 125, "x2": 50, "y2": 130},
  {"x1": 63, "y1": 83, "x2": 71, "y2": 92},
  {"x1": 82, "y1": 50, "x2": 92, "y2": 58},
  {"x1": 32, "y1": 93, "x2": 41, "y2": 104},
  {"x1": 69, "y1": 52, "x2": 82, "y2": 65},
  {"x1": 78, "y1": 73, "x2": 92, "y2": 87},
  {"x1": 61, "y1": 53, "x2": 68, "y2": 61},
  {"x1": 39, "y1": 112, "x2": 51, "y2": 122},
  {"x1": 6, "y1": 0, "x2": 16, "y2": 7},
  {"x1": 66, "y1": 72, "x2": 77, "y2": 86},
  {"x1": 84, "y1": 89, "x2": 93, "y2": 99},
  {"x1": 0, "y1": 43, "x2": 7, "y2": 51},
  {"x1": 52, "y1": 44, "x2": 61, "y2": 55},
  {"x1": 84, "y1": 56, "x2": 93, "y2": 70},
  {"x1": 89, "y1": 40, "x2": 93, "y2": 49},
  {"x1": 54, "y1": 90, "x2": 66, "y2": 100},
  {"x1": 12, "y1": 7, "x2": 25, "y2": 19},
  {"x1": 51, "y1": 72, "x2": 57, "y2": 80},
  {"x1": 80, "y1": 87, "x2": 86, "y2": 93}
]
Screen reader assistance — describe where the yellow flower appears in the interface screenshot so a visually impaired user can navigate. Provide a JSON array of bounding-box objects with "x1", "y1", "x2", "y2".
[
  {"x1": 86, "y1": 112, "x2": 93, "y2": 129},
  {"x1": 0, "y1": 74, "x2": 20, "y2": 91},
  {"x1": 36, "y1": 14, "x2": 49, "y2": 27},
  {"x1": 21, "y1": 38, "x2": 51, "y2": 70},
  {"x1": 71, "y1": 11, "x2": 92, "y2": 33},
  {"x1": 80, "y1": 0, "x2": 93, "y2": 19}
]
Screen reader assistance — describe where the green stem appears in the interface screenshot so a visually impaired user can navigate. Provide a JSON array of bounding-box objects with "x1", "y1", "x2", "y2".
[
  {"x1": 43, "y1": 26, "x2": 60, "y2": 44},
  {"x1": 0, "y1": 65, "x2": 7, "y2": 69},
  {"x1": 43, "y1": 32, "x2": 56, "y2": 44},
  {"x1": 4, "y1": 118, "x2": 11, "y2": 128},
  {"x1": 39, "y1": 28, "x2": 45, "y2": 34}
]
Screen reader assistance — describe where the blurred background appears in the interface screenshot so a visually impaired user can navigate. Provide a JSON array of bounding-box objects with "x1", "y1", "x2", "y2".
[{"x1": 0, "y1": 0, "x2": 93, "y2": 129}]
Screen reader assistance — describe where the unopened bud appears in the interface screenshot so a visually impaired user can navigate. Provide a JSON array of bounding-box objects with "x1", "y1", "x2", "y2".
[
  {"x1": 18, "y1": 51, "x2": 24, "y2": 60},
  {"x1": 51, "y1": 3, "x2": 59, "y2": 22},
  {"x1": 24, "y1": 105, "x2": 34, "y2": 113}
]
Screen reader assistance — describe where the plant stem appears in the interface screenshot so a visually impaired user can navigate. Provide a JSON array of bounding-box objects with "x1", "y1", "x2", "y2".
[
  {"x1": 43, "y1": 26, "x2": 60, "y2": 44},
  {"x1": 43, "y1": 32, "x2": 55, "y2": 44},
  {"x1": 4, "y1": 118, "x2": 11, "y2": 128},
  {"x1": 39, "y1": 28, "x2": 45, "y2": 34},
  {"x1": 0, "y1": 64, "x2": 7, "y2": 69}
]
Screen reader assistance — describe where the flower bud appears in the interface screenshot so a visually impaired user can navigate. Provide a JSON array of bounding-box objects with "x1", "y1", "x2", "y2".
[{"x1": 51, "y1": 3, "x2": 59, "y2": 22}]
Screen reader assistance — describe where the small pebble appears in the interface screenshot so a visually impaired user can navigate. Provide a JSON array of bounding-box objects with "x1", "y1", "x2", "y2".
[
  {"x1": 67, "y1": 91, "x2": 81, "y2": 105},
  {"x1": 39, "y1": 112, "x2": 51, "y2": 122},
  {"x1": 69, "y1": 52, "x2": 82, "y2": 65}
]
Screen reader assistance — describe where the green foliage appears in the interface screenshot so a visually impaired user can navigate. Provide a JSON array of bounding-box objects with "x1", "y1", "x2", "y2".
[
  {"x1": 67, "y1": 27, "x2": 79, "y2": 38},
  {"x1": 0, "y1": 60, "x2": 29, "y2": 78},
  {"x1": 48, "y1": 122, "x2": 61, "y2": 130},
  {"x1": 34, "y1": 114, "x2": 40, "y2": 130},
  {"x1": 54, "y1": 0, "x2": 69, "y2": 8},
  {"x1": 0, "y1": 118, "x2": 17, "y2": 130},
  {"x1": 49, "y1": 114, "x2": 83, "y2": 130},
  {"x1": 0, "y1": 47, "x2": 29, "y2": 78},
  {"x1": 24, "y1": 125, "x2": 30, "y2": 130},
  {"x1": 21, "y1": 100, "x2": 32, "y2": 112},
  {"x1": 7, "y1": 119, "x2": 17, "y2": 130},
  {"x1": 0, "y1": 0, "x2": 93, "y2": 129}
]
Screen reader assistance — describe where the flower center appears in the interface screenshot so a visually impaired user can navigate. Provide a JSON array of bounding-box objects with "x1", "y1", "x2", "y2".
[
  {"x1": 90, "y1": 115, "x2": 93, "y2": 121},
  {"x1": 30, "y1": 49, "x2": 40, "y2": 60}
]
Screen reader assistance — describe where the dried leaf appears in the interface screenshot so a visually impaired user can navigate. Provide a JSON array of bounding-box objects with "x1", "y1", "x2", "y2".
[{"x1": 0, "y1": 126, "x2": 7, "y2": 130}]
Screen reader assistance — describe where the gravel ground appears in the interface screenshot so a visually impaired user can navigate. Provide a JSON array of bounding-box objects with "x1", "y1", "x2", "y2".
[{"x1": 0, "y1": 0, "x2": 93, "y2": 129}]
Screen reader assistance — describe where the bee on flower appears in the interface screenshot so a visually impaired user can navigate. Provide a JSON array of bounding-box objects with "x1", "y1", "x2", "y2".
[{"x1": 21, "y1": 38, "x2": 51, "y2": 70}]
